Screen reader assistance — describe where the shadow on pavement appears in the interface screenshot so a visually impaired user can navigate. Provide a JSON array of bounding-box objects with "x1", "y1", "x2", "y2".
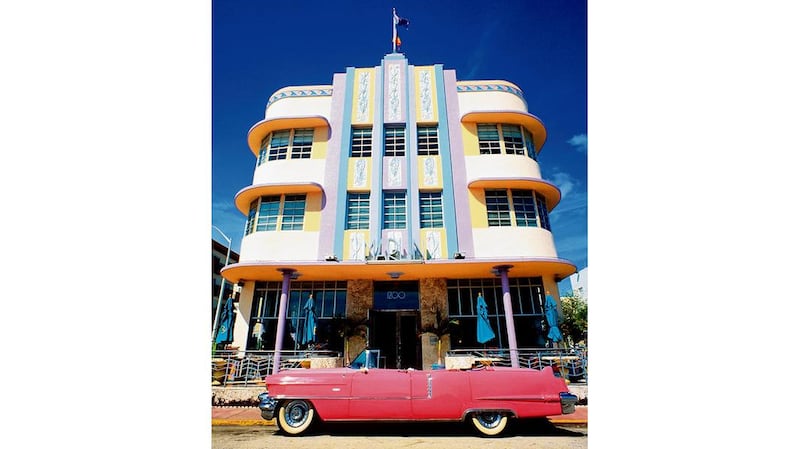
[{"x1": 300, "y1": 418, "x2": 586, "y2": 438}]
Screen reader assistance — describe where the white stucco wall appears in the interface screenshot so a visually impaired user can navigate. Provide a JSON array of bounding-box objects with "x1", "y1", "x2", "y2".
[
  {"x1": 464, "y1": 154, "x2": 542, "y2": 181},
  {"x1": 456, "y1": 89, "x2": 527, "y2": 115},
  {"x1": 251, "y1": 159, "x2": 327, "y2": 186},
  {"x1": 471, "y1": 227, "x2": 557, "y2": 258},
  {"x1": 239, "y1": 231, "x2": 321, "y2": 262}
]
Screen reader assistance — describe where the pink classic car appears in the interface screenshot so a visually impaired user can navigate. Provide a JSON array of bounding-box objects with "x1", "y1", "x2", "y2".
[{"x1": 258, "y1": 349, "x2": 578, "y2": 436}]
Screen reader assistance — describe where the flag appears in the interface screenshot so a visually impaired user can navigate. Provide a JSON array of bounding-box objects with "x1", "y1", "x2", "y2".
[{"x1": 393, "y1": 10, "x2": 410, "y2": 29}]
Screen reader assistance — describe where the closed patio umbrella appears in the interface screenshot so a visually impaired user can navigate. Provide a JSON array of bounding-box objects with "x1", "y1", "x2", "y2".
[
  {"x1": 544, "y1": 294, "x2": 563, "y2": 344},
  {"x1": 476, "y1": 293, "x2": 496, "y2": 344},
  {"x1": 299, "y1": 294, "x2": 317, "y2": 346},
  {"x1": 215, "y1": 296, "x2": 235, "y2": 345}
]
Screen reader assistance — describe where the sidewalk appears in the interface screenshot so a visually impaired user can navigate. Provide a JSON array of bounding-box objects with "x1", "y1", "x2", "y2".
[{"x1": 211, "y1": 405, "x2": 587, "y2": 426}]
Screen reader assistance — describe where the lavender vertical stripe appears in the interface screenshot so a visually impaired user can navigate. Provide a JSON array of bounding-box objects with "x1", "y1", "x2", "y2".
[
  {"x1": 443, "y1": 69, "x2": 474, "y2": 257},
  {"x1": 327, "y1": 71, "x2": 352, "y2": 260}
]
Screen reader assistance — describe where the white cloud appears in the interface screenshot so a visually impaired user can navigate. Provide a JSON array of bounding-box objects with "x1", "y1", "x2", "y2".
[
  {"x1": 567, "y1": 133, "x2": 588, "y2": 153},
  {"x1": 550, "y1": 170, "x2": 576, "y2": 199}
]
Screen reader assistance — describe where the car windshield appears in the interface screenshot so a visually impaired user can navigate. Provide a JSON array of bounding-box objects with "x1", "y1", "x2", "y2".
[{"x1": 348, "y1": 349, "x2": 380, "y2": 369}]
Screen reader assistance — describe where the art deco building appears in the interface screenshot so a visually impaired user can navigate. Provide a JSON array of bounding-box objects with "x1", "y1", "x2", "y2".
[{"x1": 220, "y1": 53, "x2": 576, "y2": 370}]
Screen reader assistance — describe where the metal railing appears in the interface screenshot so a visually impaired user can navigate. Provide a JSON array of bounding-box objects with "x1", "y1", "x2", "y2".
[
  {"x1": 211, "y1": 347, "x2": 587, "y2": 387},
  {"x1": 446, "y1": 347, "x2": 588, "y2": 382},
  {"x1": 211, "y1": 350, "x2": 341, "y2": 387}
]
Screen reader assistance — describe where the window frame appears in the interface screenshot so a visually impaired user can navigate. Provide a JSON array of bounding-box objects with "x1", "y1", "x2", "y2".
[
  {"x1": 419, "y1": 191, "x2": 444, "y2": 228},
  {"x1": 345, "y1": 192, "x2": 371, "y2": 230},
  {"x1": 350, "y1": 127, "x2": 372, "y2": 157},
  {"x1": 382, "y1": 191, "x2": 407, "y2": 230},
  {"x1": 244, "y1": 194, "x2": 307, "y2": 235},
  {"x1": 257, "y1": 128, "x2": 315, "y2": 166},
  {"x1": 384, "y1": 125, "x2": 406, "y2": 157},
  {"x1": 485, "y1": 189, "x2": 512, "y2": 227},
  {"x1": 476, "y1": 123, "x2": 536, "y2": 159},
  {"x1": 417, "y1": 125, "x2": 439, "y2": 156}
]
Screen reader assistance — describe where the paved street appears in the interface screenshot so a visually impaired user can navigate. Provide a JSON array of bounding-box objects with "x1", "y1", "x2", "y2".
[{"x1": 212, "y1": 420, "x2": 587, "y2": 449}]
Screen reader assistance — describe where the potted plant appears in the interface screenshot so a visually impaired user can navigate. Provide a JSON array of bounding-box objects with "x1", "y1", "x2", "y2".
[
  {"x1": 419, "y1": 309, "x2": 459, "y2": 368},
  {"x1": 333, "y1": 316, "x2": 369, "y2": 365}
]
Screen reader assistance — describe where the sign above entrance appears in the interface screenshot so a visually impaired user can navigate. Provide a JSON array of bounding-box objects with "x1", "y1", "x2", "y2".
[{"x1": 373, "y1": 281, "x2": 419, "y2": 310}]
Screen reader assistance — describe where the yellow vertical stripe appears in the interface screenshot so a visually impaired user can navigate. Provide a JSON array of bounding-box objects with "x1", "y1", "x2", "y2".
[
  {"x1": 468, "y1": 188, "x2": 488, "y2": 228},
  {"x1": 304, "y1": 192, "x2": 322, "y2": 231},
  {"x1": 461, "y1": 123, "x2": 480, "y2": 156}
]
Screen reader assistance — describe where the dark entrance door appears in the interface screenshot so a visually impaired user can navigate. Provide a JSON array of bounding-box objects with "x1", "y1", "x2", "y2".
[{"x1": 370, "y1": 310, "x2": 420, "y2": 369}]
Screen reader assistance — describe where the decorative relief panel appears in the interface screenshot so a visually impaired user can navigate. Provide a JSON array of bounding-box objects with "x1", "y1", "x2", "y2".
[
  {"x1": 353, "y1": 159, "x2": 368, "y2": 188},
  {"x1": 387, "y1": 64, "x2": 401, "y2": 122},
  {"x1": 425, "y1": 231, "x2": 442, "y2": 259},
  {"x1": 419, "y1": 70, "x2": 433, "y2": 121},
  {"x1": 356, "y1": 71, "x2": 370, "y2": 123},
  {"x1": 387, "y1": 157, "x2": 402, "y2": 187},
  {"x1": 422, "y1": 156, "x2": 437, "y2": 186},
  {"x1": 387, "y1": 231, "x2": 404, "y2": 259},
  {"x1": 349, "y1": 232, "x2": 366, "y2": 260}
]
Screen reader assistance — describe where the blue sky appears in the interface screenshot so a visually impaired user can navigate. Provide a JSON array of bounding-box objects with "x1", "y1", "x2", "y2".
[{"x1": 212, "y1": 0, "x2": 587, "y2": 287}]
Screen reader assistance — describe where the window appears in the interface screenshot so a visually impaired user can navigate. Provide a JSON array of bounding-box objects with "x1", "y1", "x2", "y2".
[
  {"x1": 485, "y1": 190, "x2": 511, "y2": 227},
  {"x1": 245, "y1": 203, "x2": 257, "y2": 235},
  {"x1": 446, "y1": 277, "x2": 547, "y2": 350},
  {"x1": 384, "y1": 126, "x2": 406, "y2": 156},
  {"x1": 280, "y1": 194, "x2": 306, "y2": 230},
  {"x1": 477, "y1": 123, "x2": 536, "y2": 159},
  {"x1": 266, "y1": 131, "x2": 289, "y2": 161},
  {"x1": 523, "y1": 128, "x2": 537, "y2": 161},
  {"x1": 419, "y1": 192, "x2": 443, "y2": 228},
  {"x1": 383, "y1": 192, "x2": 407, "y2": 229},
  {"x1": 477, "y1": 124, "x2": 501, "y2": 154},
  {"x1": 346, "y1": 192, "x2": 370, "y2": 230},
  {"x1": 535, "y1": 193, "x2": 551, "y2": 231},
  {"x1": 256, "y1": 196, "x2": 280, "y2": 231},
  {"x1": 257, "y1": 129, "x2": 314, "y2": 166},
  {"x1": 417, "y1": 126, "x2": 439, "y2": 155},
  {"x1": 290, "y1": 128, "x2": 313, "y2": 159},
  {"x1": 512, "y1": 190, "x2": 537, "y2": 227},
  {"x1": 244, "y1": 194, "x2": 307, "y2": 235},
  {"x1": 351, "y1": 127, "x2": 372, "y2": 157},
  {"x1": 248, "y1": 281, "x2": 348, "y2": 351},
  {"x1": 486, "y1": 189, "x2": 551, "y2": 230},
  {"x1": 502, "y1": 125, "x2": 525, "y2": 155}
]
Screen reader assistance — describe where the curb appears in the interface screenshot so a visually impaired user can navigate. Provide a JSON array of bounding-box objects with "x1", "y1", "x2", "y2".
[{"x1": 212, "y1": 419, "x2": 274, "y2": 426}]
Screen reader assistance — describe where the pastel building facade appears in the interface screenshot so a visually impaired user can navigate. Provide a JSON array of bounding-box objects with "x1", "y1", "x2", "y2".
[{"x1": 221, "y1": 53, "x2": 576, "y2": 369}]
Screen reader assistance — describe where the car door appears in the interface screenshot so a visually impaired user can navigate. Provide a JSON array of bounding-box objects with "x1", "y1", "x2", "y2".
[
  {"x1": 347, "y1": 369, "x2": 412, "y2": 419},
  {"x1": 409, "y1": 370, "x2": 469, "y2": 419}
]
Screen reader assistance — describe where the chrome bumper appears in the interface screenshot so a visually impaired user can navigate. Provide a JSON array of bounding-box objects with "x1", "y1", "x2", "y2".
[
  {"x1": 560, "y1": 392, "x2": 579, "y2": 415},
  {"x1": 257, "y1": 392, "x2": 277, "y2": 420}
]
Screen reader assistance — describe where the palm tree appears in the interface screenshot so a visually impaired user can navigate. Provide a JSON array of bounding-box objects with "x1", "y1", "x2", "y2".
[
  {"x1": 333, "y1": 316, "x2": 369, "y2": 365},
  {"x1": 419, "y1": 309, "x2": 459, "y2": 366}
]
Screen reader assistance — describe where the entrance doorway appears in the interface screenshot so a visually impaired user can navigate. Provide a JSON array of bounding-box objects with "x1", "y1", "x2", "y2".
[{"x1": 370, "y1": 310, "x2": 420, "y2": 369}]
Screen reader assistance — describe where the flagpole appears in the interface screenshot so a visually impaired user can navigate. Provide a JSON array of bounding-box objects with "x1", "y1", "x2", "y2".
[{"x1": 392, "y1": 8, "x2": 397, "y2": 54}]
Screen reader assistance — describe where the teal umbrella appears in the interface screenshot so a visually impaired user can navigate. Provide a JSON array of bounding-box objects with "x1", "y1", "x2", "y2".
[
  {"x1": 215, "y1": 296, "x2": 235, "y2": 345},
  {"x1": 545, "y1": 294, "x2": 563, "y2": 343},
  {"x1": 299, "y1": 294, "x2": 317, "y2": 346},
  {"x1": 476, "y1": 293, "x2": 496, "y2": 344}
]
